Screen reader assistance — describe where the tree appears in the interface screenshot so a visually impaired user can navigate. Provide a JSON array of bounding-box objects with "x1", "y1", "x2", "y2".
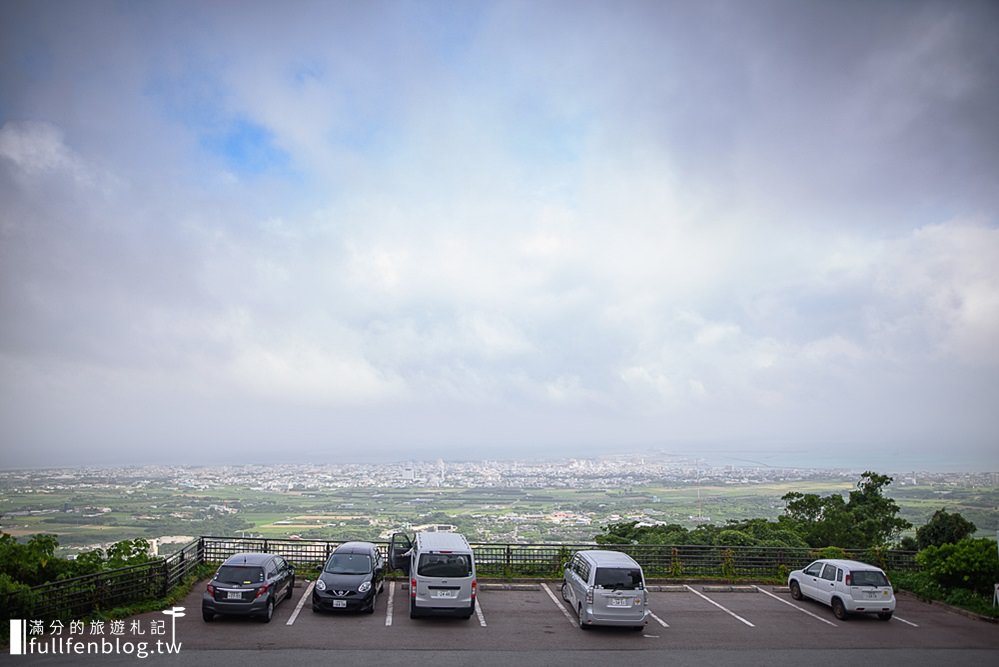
[
  {"x1": 105, "y1": 538, "x2": 152, "y2": 568},
  {"x1": 847, "y1": 472, "x2": 912, "y2": 547},
  {"x1": 781, "y1": 491, "x2": 860, "y2": 548},
  {"x1": 595, "y1": 522, "x2": 690, "y2": 545},
  {"x1": 780, "y1": 472, "x2": 911, "y2": 549},
  {"x1": 916, "y1": 509, "x2": 977, "y2": 550}
]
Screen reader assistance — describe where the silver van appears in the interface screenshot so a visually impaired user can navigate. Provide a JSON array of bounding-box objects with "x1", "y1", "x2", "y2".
[
  {"x1": 389, "y1": 531, "x2": 477, "y2": 619},
  {"x1": 561, "y1": 550, "x2": 649, "y2": 630}
]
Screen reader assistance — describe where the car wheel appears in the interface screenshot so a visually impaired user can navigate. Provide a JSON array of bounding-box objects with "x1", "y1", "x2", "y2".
[
  {"x1": 789, "y1": 580, "x2": 802, "y2": 601},
  {"x1": 831, "y1": 597, "x2": 848, "y2": 621},
  {"x1": 202, "y1": 610, "x2": 214, "y2": 623},
  {"x1": 560, "y1": 581, "x2": 570, "y2": 602},
  {"x1": 365, "y1": 589, "x2": 377, "y2": 614},
  {"x1": 409, "y1": 597, "x2": 421, "y2": 619},
  {"x1": 261, "y1": 597, "x2": 274, "y2": 623},
  {"x1": 577, "y1": 604, "x2": 589, "y2": 630},
  {"x1": 878, "y1": 612, "x2": 893, "y2": 621},
  {"x1": 285, "y1": 577, "x2": 295, "y2": 602}
]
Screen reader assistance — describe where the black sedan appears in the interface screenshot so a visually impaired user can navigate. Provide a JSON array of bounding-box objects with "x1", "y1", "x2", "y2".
[
  {"x1": 203, "y1": 552, "x2": 295, "y2": 623},
  {"x1": 312, "y1": 541, "x2": 384, "y2": 614}
]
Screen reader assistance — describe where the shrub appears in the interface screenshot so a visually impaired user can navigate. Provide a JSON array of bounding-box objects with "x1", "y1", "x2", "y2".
[
  {"x1": 815, "y1": 546, "x2": 847, "y2": 560},
  {"x1": 916, "y1": 538, "x2": 999, "y2": 596}
]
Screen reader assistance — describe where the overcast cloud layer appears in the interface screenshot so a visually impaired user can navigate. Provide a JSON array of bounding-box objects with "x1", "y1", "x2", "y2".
[{"x1": 1, "y1": 1, "x2": 997, "y2": 469}]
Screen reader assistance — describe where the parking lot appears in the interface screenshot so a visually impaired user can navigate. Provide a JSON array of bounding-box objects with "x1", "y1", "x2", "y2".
[
  {"x1": 8, "y1": 579, "x2": 997, "y2": 667},
  {"x1": 169, "y1": 578, "x2": 998, "y2": 652}
]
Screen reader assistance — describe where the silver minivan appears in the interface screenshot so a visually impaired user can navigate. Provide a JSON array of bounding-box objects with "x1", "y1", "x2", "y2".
[
  {"x1": 561, "y1": 550, "x2": 649, "y2": 630},
  {"x1": 389, "y1": 531, "x2": 477, "y2": 619}
]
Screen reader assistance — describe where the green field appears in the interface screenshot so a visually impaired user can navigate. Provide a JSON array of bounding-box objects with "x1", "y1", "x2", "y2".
[{"x1": 3, "y1": 470, "x2": 996, "y2": 554}]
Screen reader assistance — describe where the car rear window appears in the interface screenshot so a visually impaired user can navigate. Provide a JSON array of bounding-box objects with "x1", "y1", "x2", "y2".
[
  {"x1": 417, "y1": 553, "x2": 472, "y2": 578},
  {"x1": 594, "y1": 567, "x2": 643, "y2": 590},
  {"x1": 851, "y1": 570, "x2": 889, "y2": 587},
  {"x1": 216, "y1": 565, "x2": 264, "y2": 584}
]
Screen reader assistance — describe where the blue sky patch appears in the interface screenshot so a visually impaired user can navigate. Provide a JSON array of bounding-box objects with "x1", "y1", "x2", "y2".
[{"x1": 200, "y1": 118, "x2": 289, "y2": 176}]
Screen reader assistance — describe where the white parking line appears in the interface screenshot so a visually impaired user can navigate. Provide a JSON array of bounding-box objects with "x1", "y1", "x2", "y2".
[
  {"x1": 475, "y1": 596, "x2": 487, "y2": 627},
  {"x1": 684, "y1": 585, "x2": 755, "y2": 627},
  {"x1": 286, "y1": 581, "x2": 315, "y2": 625},
  {"x1": 385, "y1": 581, "x2": 395, "y2": 626},
  {"x1": 540, "y1": 582, "x2": 577, "y2": 627},
  {"x1": 892, "y1": 615, "x2": 919, "y2": 627},
  {"x1": 753, "y1": 585, "x2": 837, "y2": 627},
  {"x1": 648, "y1": 610, "x2": 669, "y2": 628}
]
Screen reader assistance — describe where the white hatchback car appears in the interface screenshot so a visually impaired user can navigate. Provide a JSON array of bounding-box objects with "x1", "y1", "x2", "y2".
[{"x1": 787, "y1": 558, "x2": 895, "y2": 620}]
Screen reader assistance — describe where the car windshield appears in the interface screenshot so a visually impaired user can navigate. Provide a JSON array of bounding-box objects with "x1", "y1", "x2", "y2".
[
  {"x1": 851, "y1": 570, "x2": 889, "y2": 587},
  {"x1": 594, "y1": 567, "x2": 643, "y2": 590},
  {"x1": 417, "y1": 553, "x2": 471, "y2": 578},
  {"x1": 325, "y1": 553, "x2": 372, "y2": 575},
  {"x1": 215, "y1": 565, "x2": 264, "y2": 584}
]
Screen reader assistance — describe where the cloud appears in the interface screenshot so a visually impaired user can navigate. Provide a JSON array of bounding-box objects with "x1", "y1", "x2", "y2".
[
  {"x1": 0, "y1": 120, "x2": 90, "y2": 182},
  {"x1": 1, "y1": 1, "x2": 997, "y2": 466},
  {"x1": 874, "y1": 220, "x2": 999, "y2": 365}
]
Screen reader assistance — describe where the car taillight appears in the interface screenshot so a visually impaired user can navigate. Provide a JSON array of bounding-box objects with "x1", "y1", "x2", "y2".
[
  {"x1": 206, "y1": 583, "x2": 215, "y2": 595},
  {"x1": 471, "y1": 579, "x2": 477, "y2": 600},
  {"x1": 585, "y1": 587, "x2": 593, "y2": 604},
  {"x1": 255, "y1": 583, "x2": 269, "y2": 598},
  {"x1": 845, "y1": 574, "x2": 852, "y2": 586},
  {"x1": 411, "y1": 578, "x2": 417, "y2": 598}
]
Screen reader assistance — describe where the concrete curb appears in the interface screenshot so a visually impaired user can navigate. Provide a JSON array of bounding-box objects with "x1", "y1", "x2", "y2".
[
  {"x1": 701, "y1": 585, "x2": 759, "y2": 593},
  {"x1": 479, "y1": 583, "x2": 539, "y2": 591}
]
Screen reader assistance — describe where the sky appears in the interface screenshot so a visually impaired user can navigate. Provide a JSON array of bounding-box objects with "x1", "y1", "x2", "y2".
[{"x1": 1, "y1": 0, "x2": 998, "y2": 470}]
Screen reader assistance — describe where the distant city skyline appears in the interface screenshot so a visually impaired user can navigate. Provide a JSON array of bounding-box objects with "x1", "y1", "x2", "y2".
[
  {"x1": 2, "y1": 2, "x2": 997, "y2": 471},
  {"x1": 1, "y1": 446, "x2": 994, "y2": 476}
]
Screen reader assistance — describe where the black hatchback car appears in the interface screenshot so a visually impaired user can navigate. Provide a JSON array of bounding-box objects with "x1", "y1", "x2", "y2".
[
  {"x1": 202, "y1": 552, "x2": 295, "y2": 623},
  {"x1": 312, "y1": 541, "x2": 385, "y2": 613}
]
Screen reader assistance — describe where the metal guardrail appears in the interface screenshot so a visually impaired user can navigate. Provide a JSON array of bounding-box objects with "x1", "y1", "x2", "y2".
[{"x1": 3, "y1": 536, "x2": 917, "y2": 623}]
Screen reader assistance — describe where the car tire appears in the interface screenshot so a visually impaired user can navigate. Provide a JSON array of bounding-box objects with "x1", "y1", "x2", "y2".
[
  {"x1": 202, "y1": 611, "x2": 214, "y2": 623},
  {"x1": 878, "y1": 612, "x2": 893, "y2": 621},
  {"x1": 285, "y1": 577, "x2": 295, "y2": 602},
  {"x1": 561, "y1": 581, "x2": 570, "y2": 602},
  {"x1": 261, "y1": 597, "x2": 274, "y2": 623},
  {"x1": 366, "y1": 589, "x2": 377, "y2": 614},
  {"x1": 410, "y1": 597, "x2": 421, "y2": 619},
  {"x1": 577, "y1": 604, "x2": 589, "y2": 630},
  {"x1": 789, "y1": 580, "x2": 802, "y2": 600},
  {"x1": 831, "y1": 597, "x2": 848, "y2": 621}
]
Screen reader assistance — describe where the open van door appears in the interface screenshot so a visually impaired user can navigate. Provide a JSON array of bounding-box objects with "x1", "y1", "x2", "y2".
[{"x1": 388, "y1": 532, "x2": 413, "y2": 576}]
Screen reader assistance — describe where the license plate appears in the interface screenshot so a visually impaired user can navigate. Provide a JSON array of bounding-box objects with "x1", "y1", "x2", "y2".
[
  {"x1": 865, "y1": 591, "x2": 880, "y2": 599},
  {"x1": 433, "y1": 590, "x2": 457, "y2": 599},
  {"x1": 227, "y1": 591, "x2": 242, "y2": 600},
  {"x1": 332, "y1": 600, "x2": 347, "y2": 608},
  {"x1": 608, "y1": 597, "x2": 630, "y2": 607}
]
